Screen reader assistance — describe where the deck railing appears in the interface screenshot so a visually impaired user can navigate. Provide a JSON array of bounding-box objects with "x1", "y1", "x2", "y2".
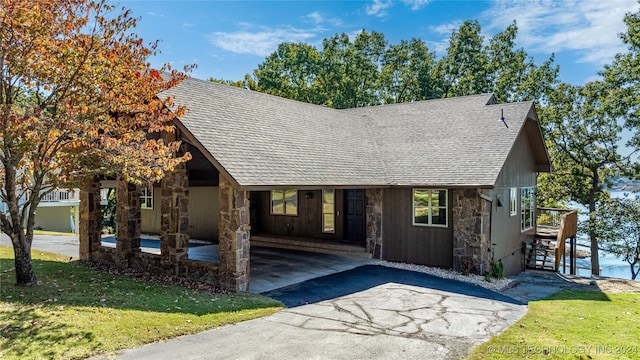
[
  {"x1": 40, "y1": 188, "x2": 80, "y2": 202},
  {"x1": 537, "y1": 207, "x2": 573, "y2": 227}
]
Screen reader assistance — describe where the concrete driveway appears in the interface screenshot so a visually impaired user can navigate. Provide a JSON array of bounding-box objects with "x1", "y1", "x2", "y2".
[{"x1": 96, "y1": 266, "x2": 526, "y2": 360}]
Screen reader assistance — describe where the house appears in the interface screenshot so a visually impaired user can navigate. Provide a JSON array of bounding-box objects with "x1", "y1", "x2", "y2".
[
  {"x1": 78, "y1": 77, "x2": 551, "y2": 292},
  {"x1": 0, "y1": 188, "x2": 80, "y2": 233}
]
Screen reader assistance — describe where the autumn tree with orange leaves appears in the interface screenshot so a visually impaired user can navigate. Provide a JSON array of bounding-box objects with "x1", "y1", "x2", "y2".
[{"x1": 0, "y1": 0, "x2": 193, "y2": 285}]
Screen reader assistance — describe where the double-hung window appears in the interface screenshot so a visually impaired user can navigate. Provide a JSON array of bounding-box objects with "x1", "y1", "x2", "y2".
[
  {"x1": 509, "y1": 188, "x2": 517, "y2": 216},
  {"x1": 520, "y1": 187, "x2": 535, "y2": 231},
  {"x1": 271, "y1": 189, "x2": 298, "y2": 216},
  {"x1": 413, "y1": 189, "x2": 448, "y2": 227},
  {"x1": 140, "y1": 187, "x2": 153, "y2": 209},
  {"x1": 322, "y1": 189, "x2": 335, "y2": 233}
]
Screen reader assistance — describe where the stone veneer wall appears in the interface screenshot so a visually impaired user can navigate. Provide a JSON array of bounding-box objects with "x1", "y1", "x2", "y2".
[
  {"x1": 452, "y1": 189, "x2": 492, "y2": 274},
  {"x1": 218, "y1": 176, "x2": 250, "y2": 292},
  {"x1": 160, "y1": 163, "x2": 189, "y2": 270},
  {"x1": 79, "y1": 178, "x2": 102, "y2": 261},
  {"x1": 115, "y1": 178, "x2": 141, "y2": 268},
  {"x1": 365, "y1": 189, "x2": 383, "y2": 259}
]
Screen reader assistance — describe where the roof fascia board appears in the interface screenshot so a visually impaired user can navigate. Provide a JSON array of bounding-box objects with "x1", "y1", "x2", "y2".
[{"x1": 172, "y1": 118, "x2": 241, "y2": 188}]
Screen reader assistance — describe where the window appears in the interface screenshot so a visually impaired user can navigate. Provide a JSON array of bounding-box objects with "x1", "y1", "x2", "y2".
[
  {"x1": 322, "y1": 189, "x2": 335, "y2": 233},
  {"x1": 521, "y1": 187, "x2": 535, "y2": 231},
  {"x1": 509, "y1": 188, "x2": 517, "y2": 216},
  {"x1": 271, "y1": 189, "x2": 298, "y2": 216},
  {"x1": 140, "y1": 187, "x2": 153, "y2": 209},
  {"x1": 413, "y1": 189, "x2": 448, "y2": 227}
]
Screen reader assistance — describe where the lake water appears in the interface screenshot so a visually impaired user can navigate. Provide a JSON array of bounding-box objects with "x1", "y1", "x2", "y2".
[{"x1": 566, "y1": 191, "x2": 638, "y2": 280}]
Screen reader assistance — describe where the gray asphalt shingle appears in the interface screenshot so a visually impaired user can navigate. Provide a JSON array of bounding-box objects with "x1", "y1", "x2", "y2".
[{"x1": 162, "y1": 77, "x2": 548, "y2": 188}]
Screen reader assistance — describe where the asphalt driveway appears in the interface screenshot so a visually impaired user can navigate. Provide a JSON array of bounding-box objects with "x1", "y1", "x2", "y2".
[{"x1": 97, "y1": 266, "x2": 526, "y2": 360}]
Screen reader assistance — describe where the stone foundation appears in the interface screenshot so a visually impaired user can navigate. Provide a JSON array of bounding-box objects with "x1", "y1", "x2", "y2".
[
  {"x1": 79, "y1": 178, "x2": 102, "y2": 261},
  {"x1": 93, "y1": 247, "x2": 218, "y2": 284},
  {"x1": 218, "y1": 176, "x2": 250, "y2": 292},
  {"x1": 365, "y1": 189, "x2": 383, "y2": 259},
  {"x1": 452, "y1": 189, "x2": 492, "y2": 274}
]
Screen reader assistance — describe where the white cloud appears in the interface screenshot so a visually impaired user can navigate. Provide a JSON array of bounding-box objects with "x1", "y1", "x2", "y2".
[
  {"x1": 402, "y1": 0, "x2": 431, "y2": 11},
  {"x1": 366, "y1": 0, "x2": 394, "y2": 17},
  {"x1": 482, "y1": 0, "x2": 639, "y2": 66},
  {"x1": 208, "y1": 27, "x2": 317, "y2": 57},
  {"x1": 429, "y1": 20, "x2": 463, "y2": 36},
  {"x1": 147, "y1": 12, "x2": 164, "y2": 17},
  {"x1": 304, "y1": 11, "x2": 324, "y2": 24}
]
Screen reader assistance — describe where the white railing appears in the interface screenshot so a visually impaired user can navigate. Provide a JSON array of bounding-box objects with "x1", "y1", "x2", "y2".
[{"x1": 40, "y1": 188, "x2": 80, "y2": 202}]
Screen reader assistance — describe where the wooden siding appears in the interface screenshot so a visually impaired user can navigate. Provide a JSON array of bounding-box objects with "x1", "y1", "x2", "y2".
[
  {"x1": 491, "y1": 124, "x2": 539, "y2": 275},
  {"x1": 382, "y1": 188, "x2": 453, "y2": 268},
  {"x1": 141, "y1": 186, "x2": 219, "y2": 241},
  {"x1": 252, "y1": 190, "x2": 345, "y2": 240}
]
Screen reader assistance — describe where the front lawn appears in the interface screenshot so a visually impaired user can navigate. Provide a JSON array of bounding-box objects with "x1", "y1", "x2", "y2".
[
  {"x1": 0, "y1": 246, "x2": 283, "y2": 359},
  {"x1": 469, "y1": 290, "x2": 640, "y2": 359}
]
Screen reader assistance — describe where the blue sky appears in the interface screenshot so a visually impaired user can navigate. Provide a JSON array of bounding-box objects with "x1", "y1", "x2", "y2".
[{"x1": 122, "y1": 0, "x2": 639, "y2": 86}]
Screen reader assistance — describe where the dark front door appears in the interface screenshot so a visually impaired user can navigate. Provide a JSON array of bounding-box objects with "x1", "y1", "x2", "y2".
[{"x1": 345, "y1": 190, "x2": 365, "y2": 243}]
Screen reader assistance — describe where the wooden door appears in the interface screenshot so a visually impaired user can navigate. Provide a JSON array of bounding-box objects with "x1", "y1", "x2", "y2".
[{"x1": 345, "y1": 190, "x2": 365, "y2": 243}]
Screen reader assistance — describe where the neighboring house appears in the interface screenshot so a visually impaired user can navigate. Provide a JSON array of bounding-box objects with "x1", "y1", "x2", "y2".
[
  {"x1": 0, "y1": 188, "x2": 80, "y2": 233},
  {"x1": 79, "y1": 77, "x2": 551, "y2": 292}
]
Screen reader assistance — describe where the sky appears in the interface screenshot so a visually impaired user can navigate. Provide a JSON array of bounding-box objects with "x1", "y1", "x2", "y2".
[{"x1": 121, "y1": 0, "x2": 640, "y2": 86}]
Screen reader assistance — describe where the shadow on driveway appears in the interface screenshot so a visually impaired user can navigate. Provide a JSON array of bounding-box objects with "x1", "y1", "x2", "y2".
[{"x1": 264, "y1": 264, "x2": 523, "y2": 307}]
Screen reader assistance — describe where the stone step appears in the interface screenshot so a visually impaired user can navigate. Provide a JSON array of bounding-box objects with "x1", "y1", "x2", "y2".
[{"x1": 250, "y1": 235, "x2": 371, "y2": 259}]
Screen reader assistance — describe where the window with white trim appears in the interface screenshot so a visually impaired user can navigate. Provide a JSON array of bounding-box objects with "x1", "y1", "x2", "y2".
[
  {"x1": 413, "y1": 189, "x2": 448, "y2": 227},
  {"x1": 322, "y1": 189, "x2": 335, "y2": 233},
  {"x1": 271, "y1": 189, "x2": 298, "y2": 216},
  {"x1": 521, "y1": 187, "x2": 535, "y2": 231},
  {"x1": 509, "y1": 188, "x2": 517, "y2": 216},
  {"x1": 140, "y1": 187, "x2": 153, "y2": 209}
]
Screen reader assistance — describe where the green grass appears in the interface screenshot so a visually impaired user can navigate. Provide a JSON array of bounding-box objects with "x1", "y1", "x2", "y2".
[
  {"x1": 469, "y1": 291, "x2": 640, "y2": 359},
  {"x1": 32, "y1": 230, "x2": 77, "y2": 236},
  {"x1": 0, "y1": 246, "x2": 283, "y2": 359}
]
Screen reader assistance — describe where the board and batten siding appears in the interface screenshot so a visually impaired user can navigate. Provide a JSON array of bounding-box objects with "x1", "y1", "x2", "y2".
[
  {"x1": 251, "y1": 190, "x2": 345, "y2": 240},
  {"x1": 140, "y1": 186, "x2": 219, "y2": 241},
  {"x1": 491, "y1": 126, "x2": 539, "y2": 275},
  {"x1": 382, "y1": 188, "x2": 453, "y2": 268}
]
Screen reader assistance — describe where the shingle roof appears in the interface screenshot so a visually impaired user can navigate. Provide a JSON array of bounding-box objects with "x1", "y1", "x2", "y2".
[{"x1": 162, "y1": 77, "x2": 550, "y2": 188}]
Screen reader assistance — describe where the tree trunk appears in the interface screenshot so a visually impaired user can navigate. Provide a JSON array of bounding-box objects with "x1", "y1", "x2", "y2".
[
  {"x1": 589, "y1": 171, "x2": 600, "y2": 276},
  {"x1": 11, "y1": 232, "x2": 37, "y2": 285}
]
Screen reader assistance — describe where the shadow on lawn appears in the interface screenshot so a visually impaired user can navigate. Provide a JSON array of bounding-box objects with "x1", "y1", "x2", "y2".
[
  {"x1": 537, "y1": 289, "x2": 612, "y2": 302},
  {"x1": 0, "y1": 306, "x2": 99, "y2": 359}
]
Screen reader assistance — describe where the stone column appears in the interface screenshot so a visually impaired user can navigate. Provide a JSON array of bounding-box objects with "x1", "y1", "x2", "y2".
[
  {"x1": 218, "y1": 176, "x2": 250, "y2": 292},
  {"x1": 160, "y1": 163, "x2": 189, "y2": 270},
  {"x1": 365, "y1": 188, "x2": 383, "y2": 259},
  {"x1": 452, "y1": 189, "x2": 492, "y2": 275},
  {"x1": 115, "y1": 177, "x2": 141, "y2": 267},
  {"x1": 79, "y1": 178, "x2": 102, "y2": 261}
]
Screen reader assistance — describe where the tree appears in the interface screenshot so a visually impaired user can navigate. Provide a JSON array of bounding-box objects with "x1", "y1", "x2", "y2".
[
  {"x1": 253, "y1": 42, "x2": 323, "y2": 104},
  {"x1": 0, "y1": 0, "x2": 191, "y2": 285},
  {"x1": 603, "y1": 5, "x2": 640, "y2": 150},
  {"x1": 539, "y1": 81, "x2": 631, "y2": 276},
  {"x1": 435, "y1": 20, "x2": 490, "y2": 98},
  {"x1": 595, "y1": 196, "x2": 640, "y2": 279},
  {"x1": 485, "y1": 21, "x2": 558, "y2": 103},
  {"x1": 317, "y1": 30, "x2": 387, "y2": 108},
  {"x1": 380, "y1": 38, "x2": 438, "y2": 103}
]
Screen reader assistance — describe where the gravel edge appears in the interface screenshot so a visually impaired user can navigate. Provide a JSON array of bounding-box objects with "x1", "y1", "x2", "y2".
[{"x1": 371, "y1": 259, "x2": 518, "y2": 292}]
